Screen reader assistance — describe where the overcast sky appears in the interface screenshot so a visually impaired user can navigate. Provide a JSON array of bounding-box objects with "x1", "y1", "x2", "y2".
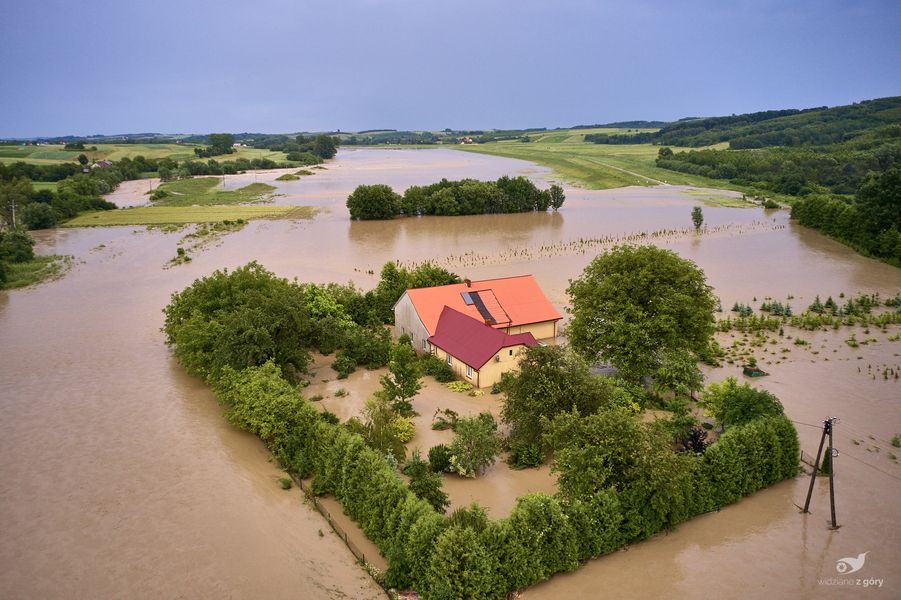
[{"x1": 2, "y1": 0, "x2": 899, "y2": 137}]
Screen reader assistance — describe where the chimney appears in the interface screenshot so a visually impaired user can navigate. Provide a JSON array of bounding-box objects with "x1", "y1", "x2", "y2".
[{"x1": 464, "y1": 278, "x2": 471, "y2": 288}]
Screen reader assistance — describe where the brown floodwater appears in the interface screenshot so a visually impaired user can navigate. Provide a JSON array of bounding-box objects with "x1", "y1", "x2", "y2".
[{"x1": 2, "y1": 148, "x2": 899, "y2": 599}]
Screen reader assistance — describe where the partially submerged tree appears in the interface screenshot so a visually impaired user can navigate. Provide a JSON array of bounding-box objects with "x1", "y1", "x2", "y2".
[
  {"x1": 700, "y1": 377, "x2": 784, "y2": 430},
  {"x1": 691, "y1": 205, "x2": 704, "y2": 231},
  {"x1": 567, "y1": 245, "x2": 716, "y2": 385},
  {"x1": 403, "y1": 450, "x2": 449, "y2": 512},
  {"x1": 449, "y1": 412, "x2": 501, "y2": 478},
  {"x1": 380, "y1": 340, "x2": 422, "y2": 416},
  {"x1": 501, "y1": 345, "x2": 616, "y2": 452}
]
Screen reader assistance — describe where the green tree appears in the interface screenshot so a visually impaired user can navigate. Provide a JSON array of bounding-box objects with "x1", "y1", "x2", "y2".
[
  {"x1": 0, "y1": 178, "x2": 33, "y2": 228},
  {"x1": 449, "y1": 413, "x2": 501, "y2": 478},
  {"x1": 857, "y1": 166, "x2": 901, "y2": 238},
  {"x1": 691, "y1": 206, "x2": 704, "y2": 231},
  {"x1": 311, "y1": 135, "x2": 339, "y2": 159},
  {"x1": 358, "y1": 392, "x2": 408, "y2": 461},
  {"x1": 700, "y1": 377, "x2": 784, "y2": 430},
  {"x1": 380, "y1": 341, "x2": 422, "y2": 416},
  {"x1": 567, "y1": 245, "x2": 716, "y2": 384},
  {"x1": 0, "y1": 230, "x2": 35, "y2": 263},
  {"x1": 500, "y1": 345, "x2": 618, "y2": 453},
  {"x1": 346, "y1": 184, "x2": 402, "y2": 220},
  {"x1": 207, "y1": 133, "x2": 236, "y2": 155},
  {"x1": 22, "y1": 202, "x2": 57, "y2": 229},
  {"x1": 403, "y1": 450, "x2": 449, "y2": 512},
  {"x1": 423, "y1": 525, "x2": 498, "y2": 599},
  {"x1": 548, "y1": 183, "x2": 566, "y2": 210},
  {"x1": 162, "y1": 262, "x2": 314, "y2": 382},
  {"x1": 77, "y1": 153, "x2": 89, "y2": 166}
]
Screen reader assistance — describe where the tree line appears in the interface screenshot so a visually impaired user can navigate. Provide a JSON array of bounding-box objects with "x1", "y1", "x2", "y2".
[
  {"x1": 346, "y1": 176, "x2": 565, "y2": 220},
  {"x1": 790, "y1": 167, "x2": 901, "y2": 265}
]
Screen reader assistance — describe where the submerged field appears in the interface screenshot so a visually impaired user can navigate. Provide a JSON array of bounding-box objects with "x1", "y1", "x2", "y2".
[{"x1": 2, "y1": 148, "x2": 899, "y2": 600}]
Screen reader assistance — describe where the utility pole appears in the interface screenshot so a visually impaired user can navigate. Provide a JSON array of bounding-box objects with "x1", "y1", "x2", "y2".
[{"x1": 801, "y1": 417, "x2": 839, "y2": 529}]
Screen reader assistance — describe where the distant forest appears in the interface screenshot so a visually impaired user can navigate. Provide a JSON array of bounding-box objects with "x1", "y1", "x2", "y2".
[{"x1": 639, "y1": 96, "x2": 901, "y2": 265}]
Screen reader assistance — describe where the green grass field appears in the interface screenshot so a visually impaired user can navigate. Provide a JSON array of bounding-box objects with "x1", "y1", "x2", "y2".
[
  {"x1": 62, "y1": 205, "x2": 316, "y2": 227},
  {"x1": 31, "y1": 181, "x2": 59, "y2": 192},
  {"x1": 152, "y1": 178, "x2": 277, "y2": 207},
  {"x1": 0, "y1": 143, "x2": 291, "y2": 166},
  {"x1": 455, "y1": 130, "x2": 770, "y2": 203},
  {"x1": 1, "y1": 255, "x2": 71, "y2": 289}
]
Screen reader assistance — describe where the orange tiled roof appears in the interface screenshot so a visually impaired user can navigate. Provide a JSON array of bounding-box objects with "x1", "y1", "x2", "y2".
[{"x1": 402, "y1": 275, "x2": 562, "y2": 335}]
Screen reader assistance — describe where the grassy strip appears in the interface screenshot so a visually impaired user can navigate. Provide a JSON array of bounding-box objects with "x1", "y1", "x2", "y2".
[
  {"x1": 457, "y1": 139, "x2": 793, "y2": 203},
  {"x1": 62, "y1": 205, "x2": 316, "y2": 226},
  {"x1": 1, "y1": 255, "x2": 72, "y2": 289},
  {"x1": 680, "y1": 189, "x2": 757, "y2": 208},
  {"x1": 153, "y1": 179, "x2": 277, "y2": 207}
]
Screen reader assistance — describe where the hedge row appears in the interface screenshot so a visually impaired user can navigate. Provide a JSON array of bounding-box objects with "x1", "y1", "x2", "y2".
[{"x1": 207, "y1": 361, "x2": 798, "y2": 599}]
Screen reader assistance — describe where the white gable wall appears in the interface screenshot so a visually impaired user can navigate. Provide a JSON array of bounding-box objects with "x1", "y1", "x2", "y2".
[{"x1": 393, "y1": 293, "x2": 431, "y2": 353}]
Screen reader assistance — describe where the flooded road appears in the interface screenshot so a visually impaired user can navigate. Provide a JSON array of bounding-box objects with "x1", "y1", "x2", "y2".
[{"x1": 2, "y1": 148, "x2": 899, "y2": 598}]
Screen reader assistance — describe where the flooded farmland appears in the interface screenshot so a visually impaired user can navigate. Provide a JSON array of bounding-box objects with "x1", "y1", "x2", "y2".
[{"x1": 2, "y1": 148, "x2": 899, "y2": 599}]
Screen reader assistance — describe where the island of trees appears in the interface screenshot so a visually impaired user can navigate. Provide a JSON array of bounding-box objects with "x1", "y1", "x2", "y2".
[
  {"x1": 161, "y1": 246, "x2": 799, "y2": 599},
  {"x1": 346, "y1": 176, "x2": 565, "y2": 220}
]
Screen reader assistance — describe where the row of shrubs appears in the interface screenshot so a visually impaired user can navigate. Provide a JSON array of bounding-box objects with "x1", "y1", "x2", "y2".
[{"x1": 207, "y1": 358, "x2": 799, "y2": 598}]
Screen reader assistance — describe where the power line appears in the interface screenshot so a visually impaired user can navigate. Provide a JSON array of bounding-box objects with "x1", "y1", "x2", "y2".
[
  {"x1": 791, "y1": 419, "x2": 824, "y2": 430},
  {"x1": 841, "y1": 452, "x2": 901, "y2": 484}
]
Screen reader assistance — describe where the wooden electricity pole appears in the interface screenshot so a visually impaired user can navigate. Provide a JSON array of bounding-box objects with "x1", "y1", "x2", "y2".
[{"x1": 801, "y1": 417, "x2": 839, "y2": 529}]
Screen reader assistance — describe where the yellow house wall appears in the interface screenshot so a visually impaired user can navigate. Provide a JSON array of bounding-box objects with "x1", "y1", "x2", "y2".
[
  {"x1": 429, "y1": 343, "x2": 529, "y2": 388},
  {"x1": 502, "y1": 319, "x2": 558, "y2": 343}
]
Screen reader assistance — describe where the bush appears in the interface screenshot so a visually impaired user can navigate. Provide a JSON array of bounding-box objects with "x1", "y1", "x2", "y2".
[
  {"x1": 508, "y1": 441, "x2": 543, "y2": 469},
  {"x1": 0, "y1": 230, "x2": 35, "y2": 263},
  {"x1": 403, "y1": 450, "x2": 450, "y2": 513},
  {"x1": 421, "y1": 355, "x2": 456, "y2": 382},
  {"x1": 320, "y1": 411, "x2": 340, "y2": 425},
  {"x1": 449, "y1": 413, "x2": 501, "y2": 478},
  {"x1": 332, "y1": 352, "x2": 357, "y2": 379},
  {"x1": 700, "y1": 377, "x2": 784, "y2": 430},
  {"x1": 428, "y1": 444, "x2": 452, "y2": 473},
  {"x1": 279, "y1": 477, "x2": 293, "y2": 490},
  {"x1": 392, "y1": 415, "x2": 415, "y2": 443},
  {"x1": 446, "y1": 380, "x2": 473, "y2": 393},
  {"x1": 22, "y1": 202, "x2": 57, "y2": 229}
]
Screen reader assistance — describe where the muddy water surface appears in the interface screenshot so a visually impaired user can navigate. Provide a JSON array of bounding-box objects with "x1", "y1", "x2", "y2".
[{"x1": 2, "y1": 148, "x2": 900, "y2": 599}]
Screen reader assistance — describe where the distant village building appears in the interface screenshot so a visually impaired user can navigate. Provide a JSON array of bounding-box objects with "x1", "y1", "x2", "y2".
[
  {"x1": 460, "y1": 136, "x2": 474, "y2": 144},
  {"x1": 393, "y1": 275, "x2": 561, "y2": 386},
  {"x1": 91, "y1": 160, "x2": 113, "y2": 169}
]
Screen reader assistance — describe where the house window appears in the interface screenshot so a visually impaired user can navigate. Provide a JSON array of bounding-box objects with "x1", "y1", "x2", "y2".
[
  {"x1": 466, "y1": 365, "x2": 473, "y2": 378},
  {"x1": 422, "y1": 339, "x2": 428, "y2": 351},
  {"x1": 446, "y1": 355, "x2": 452, "y2": 365},
  {"x1": 509, "y1": 349, "x2": 514, "y2": 356}
]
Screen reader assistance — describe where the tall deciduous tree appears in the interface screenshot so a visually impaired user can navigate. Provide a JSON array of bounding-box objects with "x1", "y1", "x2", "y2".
[
  {"x1": 691, "y1": 205, "x2": 704, "y2": 230},
  {"x1": 380, "y1": 341, "x2": 422, "y2": 416},
  {"x1": 549, "y1": 184, "x2": 565, "y2": 210},
  {"x1": 567, "y1": 245, "x2": 716, "y2": 384}
]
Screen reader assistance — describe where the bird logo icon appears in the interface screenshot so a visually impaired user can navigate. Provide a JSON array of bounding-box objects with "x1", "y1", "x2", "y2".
[{"x1": 835, "y1": 552, "x2": 868, "y2": 574}]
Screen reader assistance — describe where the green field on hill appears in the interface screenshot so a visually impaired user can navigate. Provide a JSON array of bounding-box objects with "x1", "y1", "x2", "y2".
[
  {"x1": 457, "y1": 135, "x2": 722, "y2": 189},
  {"x1": 0, "y1": 143, "x2": 290, "y2": 165}
]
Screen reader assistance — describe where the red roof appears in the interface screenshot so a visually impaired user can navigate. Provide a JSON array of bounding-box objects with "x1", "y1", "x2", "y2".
[
  {"x1": 402, "y1": 274, "x2": 562, "y2": 335},
  {"x1": 428, "y1": 307, "x2": 537, "y2": 369}
]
